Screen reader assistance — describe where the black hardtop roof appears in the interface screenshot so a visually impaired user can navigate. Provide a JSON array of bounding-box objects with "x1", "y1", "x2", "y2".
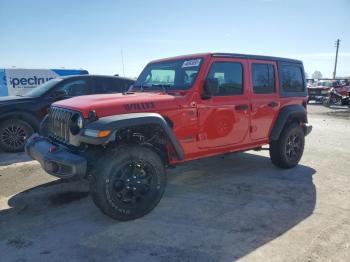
[{"x1": 211, "y1": 53, "x2": 302, "y2": 64}]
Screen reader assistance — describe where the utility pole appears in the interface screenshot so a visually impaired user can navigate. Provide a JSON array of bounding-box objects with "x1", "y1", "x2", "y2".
[{"x1": 333, "y1": 39, "x2": 340, "y2": 79}]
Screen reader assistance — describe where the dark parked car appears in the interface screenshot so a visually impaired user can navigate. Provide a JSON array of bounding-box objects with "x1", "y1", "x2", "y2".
[{"x1": 0, "y1": 75, "x2": 134, "y2": 152}]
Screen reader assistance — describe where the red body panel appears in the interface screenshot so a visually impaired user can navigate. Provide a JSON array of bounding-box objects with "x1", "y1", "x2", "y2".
[
  {"x1": 54, "y1": 54, "x2": 306, "y2": 164},
  {"x1": 334, "y1": 85, "x2": 350, "y2": 97}
]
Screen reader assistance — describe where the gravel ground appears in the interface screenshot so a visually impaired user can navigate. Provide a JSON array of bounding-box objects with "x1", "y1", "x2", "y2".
[{"x1": 0, "y1": 104, "x2": 349, "y2": 262}]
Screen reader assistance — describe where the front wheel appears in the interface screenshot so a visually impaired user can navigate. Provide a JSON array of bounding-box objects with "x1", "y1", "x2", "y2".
[
  {"x1": 322, "y1": 97, "x2": 331, "y2": 107},
  {"x1": 269, "y1": 122, "x2": 305, "y2": 169},
  {"x1": 331, "y1": 96, "x2": 341, "y2": 106},
  {"x1": 0, "y1": 119, "x2": 34, "y2": 153},
  {"x1": 90, "y1": 145, "x2": 166, "y2": 221}
]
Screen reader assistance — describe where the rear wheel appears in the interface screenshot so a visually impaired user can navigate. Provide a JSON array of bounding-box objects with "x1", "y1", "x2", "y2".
[
  {"x1": 269, "y1": 122, "x2": 305, "y2": 169},
  {"x1": 90, "y1": 145, "x2": 166, "y2": 221},
  {"x1": 0, "y1": 119, "x2": 34, "y2": 153}
]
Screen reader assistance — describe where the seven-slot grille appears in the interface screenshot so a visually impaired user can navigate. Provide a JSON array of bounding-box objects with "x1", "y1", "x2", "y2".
[{"x1": 48, "y1": 107, "x2": 75, "y2": 144}]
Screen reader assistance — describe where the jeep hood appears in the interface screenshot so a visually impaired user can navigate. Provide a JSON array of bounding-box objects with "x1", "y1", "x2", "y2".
[{"x1": 52, "y1": 92, "x2": 184, "y2": 118}]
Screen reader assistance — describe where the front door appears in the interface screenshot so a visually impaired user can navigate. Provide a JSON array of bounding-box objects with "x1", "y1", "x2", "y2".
[
  {"x1": 197, "y1": 58, "x2": 250, "y2": 149},
  {"x1": 249, "y1": 60, "x2": 280, "y2": 140}
]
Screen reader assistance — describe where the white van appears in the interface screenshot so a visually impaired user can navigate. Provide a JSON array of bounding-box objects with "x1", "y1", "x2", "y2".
[{"x1": 0, "y1": 68, "x2": 88, "y2": 96}]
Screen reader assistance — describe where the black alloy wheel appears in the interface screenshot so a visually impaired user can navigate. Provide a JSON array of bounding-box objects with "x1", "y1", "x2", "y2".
[
  {"x1": 0, "y1": 119, "x2": 34, "y2": 153},
  {"x1": 285, "y1": 133, "x2": 302, "y2": 162},
  {"x1": 108, "y1": 161, "x2": 154, "y2": 206}
]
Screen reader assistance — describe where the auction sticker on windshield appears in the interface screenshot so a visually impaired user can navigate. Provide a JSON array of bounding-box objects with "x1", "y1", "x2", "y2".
[{"x1": 182, "y1": 59, "x2": 201, "y2": 68}]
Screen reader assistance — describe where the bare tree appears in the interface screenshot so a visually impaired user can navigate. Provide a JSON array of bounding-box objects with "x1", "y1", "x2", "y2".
[{"x1": 312, "y1": 71, "x2": 323, "y2": 79}]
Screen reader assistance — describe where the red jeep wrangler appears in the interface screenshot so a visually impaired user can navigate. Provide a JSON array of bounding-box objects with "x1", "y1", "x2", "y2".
[{"x1": 26, "y1": 53, "x2": 312, "y2": 220}]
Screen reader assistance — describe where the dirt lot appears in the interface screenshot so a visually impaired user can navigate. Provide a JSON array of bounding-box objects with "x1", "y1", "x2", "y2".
[{"x1": 0, "y1": 104, "x2": 349, "y2": 262}]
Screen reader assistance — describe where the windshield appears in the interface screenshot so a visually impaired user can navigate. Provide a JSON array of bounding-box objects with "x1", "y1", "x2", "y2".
[
  {"x1": 132, "y1": 58, "x2": 202, "y2": 91},
  {"x1": 317, "y1": 81, "x2": 332, "y2": 87},
  {"x1": 24, "y1": 78, "x2": 62, "y2": 97}
]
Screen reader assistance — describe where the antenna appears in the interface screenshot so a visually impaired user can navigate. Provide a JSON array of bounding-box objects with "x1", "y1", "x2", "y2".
[{"x1": 121, "y1": 49, "x2": 125, "y2": 77}]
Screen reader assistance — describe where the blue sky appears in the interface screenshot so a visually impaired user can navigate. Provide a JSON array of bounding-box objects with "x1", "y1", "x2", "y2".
[{"x1": 0, "y1": 0, "x2": 349, "y2": 78}]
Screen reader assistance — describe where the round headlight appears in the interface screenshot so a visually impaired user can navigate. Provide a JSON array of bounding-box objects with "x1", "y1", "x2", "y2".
[{"x1": 77, "y1": 115, "x2": 84, "y2": 129}]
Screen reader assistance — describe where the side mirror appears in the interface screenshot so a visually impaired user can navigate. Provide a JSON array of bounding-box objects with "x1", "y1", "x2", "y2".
[
  {"x1": 203, "y1": 78, "x2": 219, "y2": 99},
  {"x1": 51, "y1": 90, "x2": 67, "y2": 100}
]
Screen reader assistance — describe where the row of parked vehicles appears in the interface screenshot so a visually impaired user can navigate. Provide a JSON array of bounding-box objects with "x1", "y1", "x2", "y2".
[
  {"x1": 307, "y1": 79, "x2": 350, "y2": 107},
  {"x1": 2, "y1": 53, "x2": 312, "y2": 221}
]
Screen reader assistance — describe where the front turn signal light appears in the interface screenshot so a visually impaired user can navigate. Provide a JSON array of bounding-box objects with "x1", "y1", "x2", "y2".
[
  {"x1": 84, "y1": 129, "x2": 111, "y2": 138},
  {"x1": 98, "y1": 130, "x2": 111, "y2": 138}
]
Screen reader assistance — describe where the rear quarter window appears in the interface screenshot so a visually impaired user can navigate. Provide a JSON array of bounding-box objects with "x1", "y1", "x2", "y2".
[{"x1": 278, "y1": 63, "x2": 306, "y2": 97}]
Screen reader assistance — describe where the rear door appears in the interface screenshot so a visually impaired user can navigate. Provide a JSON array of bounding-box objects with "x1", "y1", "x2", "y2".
[
  {"x1": 249, "y1": 60, "x2": 280, "y2": 140},
  {"x1": 197, "y1": 58, "x2": 250, "y2": 149}
]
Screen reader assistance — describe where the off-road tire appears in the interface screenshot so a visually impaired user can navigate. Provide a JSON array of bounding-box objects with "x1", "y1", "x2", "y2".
[
  {"x1": 0, "y1": 119, "x2": 34, "y2": 153},
  {"x1": 269, "y1": 122, "x2": 305, "y2": 169},
  {"x1": 90, "y1": 145, "x2": 166, "y2": 221}
]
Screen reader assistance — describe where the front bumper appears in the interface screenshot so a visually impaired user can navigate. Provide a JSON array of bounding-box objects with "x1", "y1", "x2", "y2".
[{"x1": 25, "y1": 134, "x2": 87, "y2": 179}]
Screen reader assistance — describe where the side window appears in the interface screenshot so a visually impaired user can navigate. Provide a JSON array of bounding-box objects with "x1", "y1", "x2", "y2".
[
  {"x1": 252, "y1": 63, "x2": 275, "y2": 94},
  {"x1": 94, "y1": 78, "x2": 124, "y2": 94},
  {"x1": 58, "y1": 79, "x2": 90, "y2": 97},
  {"x1": 207, "y1": 62, "x2": 243, "y2": 96},
  {"x1": 280, "y1": 65, "x2": 304, "y2": 92}
]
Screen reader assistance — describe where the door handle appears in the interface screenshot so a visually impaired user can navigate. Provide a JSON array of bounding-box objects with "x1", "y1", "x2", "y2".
[
  {"x1": 235, "y1": 104, "x2": 249, "y2": 111},
  {"x1": 268, "y1": 101, "x2": 278, "y2": 108}
]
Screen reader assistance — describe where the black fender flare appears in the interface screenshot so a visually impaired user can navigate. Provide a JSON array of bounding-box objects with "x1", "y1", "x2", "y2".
[
  {"x1": 0, "y1": 111, "x2": 40, "y2": 131},
  {"x1": 79, "y1": 113, "x2": 184, "y2": 160},
  {"x1": 269, "y1": 105, "x2": 308, "y2": 141}
]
